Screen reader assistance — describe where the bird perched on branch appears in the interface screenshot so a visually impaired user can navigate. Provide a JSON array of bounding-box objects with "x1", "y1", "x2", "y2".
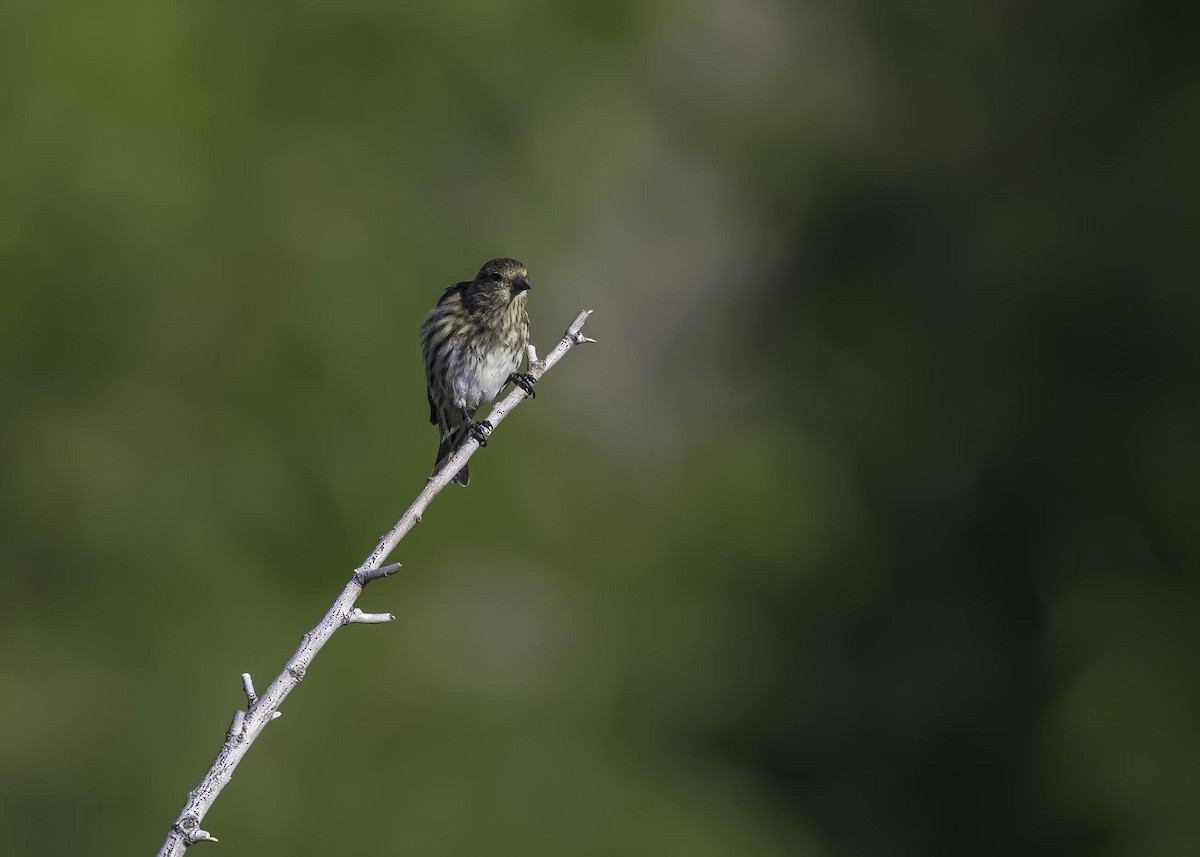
[{"x1": 420, "y1": 258, "x2": 536, "y2": 486}]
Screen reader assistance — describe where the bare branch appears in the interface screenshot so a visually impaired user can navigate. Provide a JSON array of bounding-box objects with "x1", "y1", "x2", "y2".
[
  {"x1": 225, "y1": 711, "x2": 245, "y2": 744},
  {"x1": 240, "y1": 674, "x2": 258, "y2": 708},
  {"x1": 155, "y1": 309, "x2": 594, "y2": 856},
  {"x1": 345, "y1": 608, "x2": 395, "y2": 625},
  {"x1": 352, "y1": 561, "x2": 401, "y2": 586}
]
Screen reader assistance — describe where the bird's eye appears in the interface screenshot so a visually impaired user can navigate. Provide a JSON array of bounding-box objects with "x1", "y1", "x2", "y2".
[{"x1": 489, "y1": 273, "x2": 503, "y2": 282}]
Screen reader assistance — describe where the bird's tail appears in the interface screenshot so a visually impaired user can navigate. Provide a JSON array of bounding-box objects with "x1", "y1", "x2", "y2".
[{"x1": 433, "y1": 429, "x2": 470, "y2": 486}]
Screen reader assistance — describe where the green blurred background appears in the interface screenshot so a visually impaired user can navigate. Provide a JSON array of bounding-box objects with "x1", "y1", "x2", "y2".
[{"x1": 2, "y1": 1, "x2": 1198, "y2": 855}]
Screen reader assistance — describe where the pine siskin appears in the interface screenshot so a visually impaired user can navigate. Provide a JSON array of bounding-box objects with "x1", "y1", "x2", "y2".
[{"x1": 420, "y1": 258, "x2": 535, "y2": 486}]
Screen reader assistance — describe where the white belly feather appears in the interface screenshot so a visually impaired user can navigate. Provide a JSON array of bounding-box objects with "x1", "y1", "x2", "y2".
[{"x1": 448, "y1": 343, "x2": 521, "y2": 412}]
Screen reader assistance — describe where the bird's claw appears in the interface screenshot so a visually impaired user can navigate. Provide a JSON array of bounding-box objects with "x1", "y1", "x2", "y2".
[
  {"x1": 508, "y1": 372, "x2": 537, "y2": 398},
  {"x1": 469, "y1": 420, "x2": 493, "y2": 447}
]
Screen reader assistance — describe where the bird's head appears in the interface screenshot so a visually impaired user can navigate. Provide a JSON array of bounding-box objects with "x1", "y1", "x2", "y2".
[{"x1": 467, "y1": 258, "x2": 531, "y2": 312}]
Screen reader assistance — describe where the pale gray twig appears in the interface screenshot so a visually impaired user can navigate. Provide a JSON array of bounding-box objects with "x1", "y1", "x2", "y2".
[
  {"x1": 240, "y1": 674, "x2": 257, "y2": 708},
  {"x1": 345, "y1": 608, "x2": 395, "y2": 624},
  {"x1": 155, "y1": 309, "x2": 595, "y2": 856}
]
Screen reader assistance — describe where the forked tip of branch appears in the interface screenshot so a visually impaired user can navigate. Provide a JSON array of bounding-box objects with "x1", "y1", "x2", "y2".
[{"x1": 565, "y1": 309, "x2": 595, "y2": 344}]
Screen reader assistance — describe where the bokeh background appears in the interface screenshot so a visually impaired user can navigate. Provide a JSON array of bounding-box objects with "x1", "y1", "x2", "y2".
[{"x1": 2, "y1": 1, "x2": 1198, "y2": 855}]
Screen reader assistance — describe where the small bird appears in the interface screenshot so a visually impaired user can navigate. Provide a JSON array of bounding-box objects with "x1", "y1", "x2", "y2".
[{"x1": 421, "y1": 258, "x2": 536, "y2": 486}]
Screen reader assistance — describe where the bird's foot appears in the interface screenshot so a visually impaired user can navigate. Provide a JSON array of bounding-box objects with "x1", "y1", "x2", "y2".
[
  {"x1": 469, "y1": 420, "x2": 493, "y2": 447},
  {"x1": 508, "y1": 372, "x2": 537, "y2": 398}
]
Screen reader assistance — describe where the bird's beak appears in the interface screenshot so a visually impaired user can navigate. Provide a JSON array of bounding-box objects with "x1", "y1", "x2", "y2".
[{"x1": 512, "y1": 276, "x2": 531, "y2": 294}]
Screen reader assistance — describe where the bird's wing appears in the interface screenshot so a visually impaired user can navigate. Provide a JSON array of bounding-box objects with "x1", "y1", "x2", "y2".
[
  {"x1": 436, "y1": 281, "x2": 469, "y2": 307},
  {"x1": 425, "y1": 281, "x2": 468, "y2": 426}
]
